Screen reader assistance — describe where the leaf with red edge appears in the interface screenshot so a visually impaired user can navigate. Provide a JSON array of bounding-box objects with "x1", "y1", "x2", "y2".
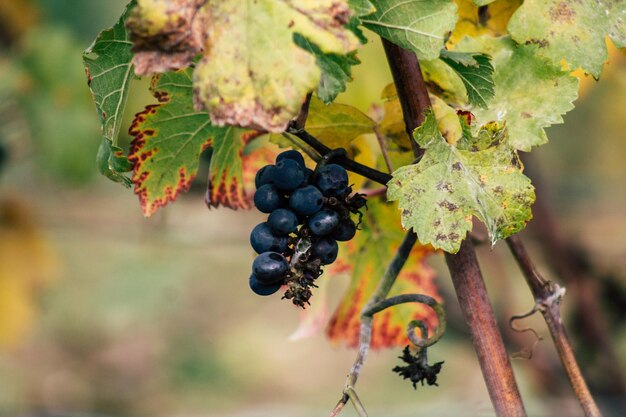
[
  {"x1": 326, "y1": 198, "x2": 440, "y2": 349},
  {"x1": 129, "y1": 68, "x2": 259, "y2": 216}
]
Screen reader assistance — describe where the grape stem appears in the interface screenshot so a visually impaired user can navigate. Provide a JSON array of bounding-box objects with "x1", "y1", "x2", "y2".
[
  {"x1": 506, "y1": 234, "x2": 602, "y2": 417},
  {"x1": 330, "y1": 232, "x2": 445, "y2": 416},
  {"x1": 287, "y1": 126, "x2": 392, "y2": 186}
]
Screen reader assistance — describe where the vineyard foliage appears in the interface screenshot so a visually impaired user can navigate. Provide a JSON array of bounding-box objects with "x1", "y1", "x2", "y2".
[{"x1": 83, "y1": 0, "x2": 624, "y2": 347}]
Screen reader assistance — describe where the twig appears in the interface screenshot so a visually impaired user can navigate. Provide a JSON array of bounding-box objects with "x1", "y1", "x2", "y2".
[
  {"x1": 373, "y1": 125, "x2": 394, "y2": 173},
  {"x1": 523, "y1": 155, "x2": 626, "y2": 395},
  {"x1": 383, "y1": 38, "x2": 527, "y2": 416},
  {"x1": 358, "y1": 186, "x2": 386, "y2": 198},
  {"x1": 506, "y1": 235, "x2": 602, "y2": 417},
  {"x1": 287, "y1": 127, "x2": 392, "y2": 186}
]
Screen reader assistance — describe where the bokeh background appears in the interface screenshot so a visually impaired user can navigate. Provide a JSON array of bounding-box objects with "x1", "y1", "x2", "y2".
[{"x1": 1, "y1": 1, "x2": 625, "y2": 416}]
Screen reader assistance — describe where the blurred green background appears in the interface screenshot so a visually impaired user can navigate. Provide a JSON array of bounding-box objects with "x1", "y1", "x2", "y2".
[{"x1": 0, "y1": 1, "x2": 625, "y2": 416}]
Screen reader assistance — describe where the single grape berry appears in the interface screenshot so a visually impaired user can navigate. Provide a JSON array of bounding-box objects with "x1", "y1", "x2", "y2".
[
  {"x1": 253, "y1": 252, "x2": 289, "y2": 283},
  {"x1": 308, "y1": 209, "x2": 339, "y2": 236},
  {"x1": 312, "y1": 237, "x2": 339, "y2": 265},
  {"x1": 250, "y1": 222, "x2": 288, "y2": 254},
  {"x1": 272, "y1": 159, "x2": 304, "y2": 191},
  {"x1": 255, "y1": 165, "x2": 275, "y2": 188},
  {"x1": 249, "y1": 274, "x2": 282, "y2": 296},
  {"x1": 332, "y1": 218, "x2": 357, "y2": 241},
  {"x1": 301, "y1": 168, "x2": 315, "y2": 186},
  {"x1": 254, "y1": 184, "x2": 283, "y2": 213},
  {"x1": 316, "y1": 164, "x2": 349, "y2": 197},
  {"x1": 276, "y1": 150, "x2": 305, "y2": 169},
  {"x1": 289, "y1": 185, "x2": 324, "y2": 216},
  {"x1": 268, "y1": 208, "x2": 299, "y2": 236}
]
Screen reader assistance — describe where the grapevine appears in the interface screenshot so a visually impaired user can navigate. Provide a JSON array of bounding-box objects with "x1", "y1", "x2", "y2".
[{"x1": 81, "y1": 0, "x2": 625, "y2": 416}]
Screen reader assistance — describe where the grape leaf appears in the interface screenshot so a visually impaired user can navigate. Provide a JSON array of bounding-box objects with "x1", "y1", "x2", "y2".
[
  {"x1": 326, "y1": 199, "x2": 440, "y2": 349},
  {"x1": 83, "y1": 0, "x2": 136, "y2": 187},
  {"x1": 361, "y1": 0, "x2": 458, "y2": 60},
  {"x1": 448, "y1": 0, "x2": 521, "y2": 47},
  {"x1": 457, "y1": 36, "x2": 578, "y2": 151},
  {"x1": 128, "y1": 0, "x2": 360, "y2": 132},
  {"x1": 440, "y1": 50, "x2": 495, "y2": 108},
  {"x1": 294, "y1": 34, "x2": 361, "y2": 104},
  {"x1": 128, "y1": 69, "x2": 257, "y2": 216},
  {"x1": 387, "y1": 111, "x2": 535, "y2": 253},
  {"x1": 305, "y1": 95, "x2": 375, "y2": 149},
  {"x1": 507, "y1": 0, "x2": 626, "y2": 77}
]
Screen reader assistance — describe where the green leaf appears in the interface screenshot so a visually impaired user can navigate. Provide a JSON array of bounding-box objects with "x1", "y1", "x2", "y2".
[
  {"x1": 362, "y1": 0, "x2": 458, "y2": 60},
  {"x1": 327, "y1": 198, "x2": 440, "y2": 348},
  {"x1": 440, "y1": 50, "x2": 495, "y2": 108},
  {"x1": 305, "y1": 95, "x2": 375, "y2": 148},
  {"x1": 507, "y1": 0, "x2": 626, "y2": 77},
  {"x1": 457, "y1": 36, "x2": 578, "y2": 151},
  {"x1": 96, "y1": 138, "x2": 132, "y2": 187},
  {"x1": 387, "y1": 111, "x2": 535, "y2": 253},
  {"x1": 473, "y1": 0, "x2": 496, "y2": 5},
  {"x1": 83, "y1": 0, "x2": 136, "y2": 187},
  {"x1": 294, "y1": 35, "x2": 361, "y2": 104},
  {"x1": 128, "y1": 69, "x2": 256, "y2": 216}
]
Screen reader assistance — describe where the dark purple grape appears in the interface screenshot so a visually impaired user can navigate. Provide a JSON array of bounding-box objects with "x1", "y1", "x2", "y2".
[
  {"x1": 254, "y1": 184, "x2": 283, "y2": 213},
  {"x1": 301, "y1": 168, "x2": 315, "y2": 186},
  {"x1": 311, "y1": 237, "x2": 339, "y2": 265},
  {"x1": 253, "y1": 252, "x2": 289, "y2": 283},
  {"x1": 255, "y1": 165, "x2": 275, "y2": 188},
  {"x1": 276, "y1": 149, "x2": 305, "y2": 169},
  {"x1": 249, "y1": 274, "x2": 282, "y2": 296},
  {"x1": 316, "y1": 164, "x2": 349, "y2": 197},
  {"x1": 272, "y1": 159, "x2": 304, "y2": 191},
  {"x1": 289, "y1": 185, "x2": 324, "y2": 216},
  {"x1": 268, "y1": 208, "x2": 299, "y2": 236},
  {"x1": 332, "y1": 218, "x2": 357, "y2": 241},
  {"x1": 250, "y1": 222, "x2": 288, "y2": 254},
  {"x1": 308, "y1": 209, "x2": 339, "y2": 236}
]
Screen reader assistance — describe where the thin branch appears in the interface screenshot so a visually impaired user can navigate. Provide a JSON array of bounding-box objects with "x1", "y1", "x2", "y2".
[
  {"x1": 506, "y1": 235, "x2": 603, "y2": 417},
  {"x1": 373, "y1": 125, "x2": 394, "y2": 173},
  {"x1": 288, "y1": 127, "x2": 392, "y2": 185}
]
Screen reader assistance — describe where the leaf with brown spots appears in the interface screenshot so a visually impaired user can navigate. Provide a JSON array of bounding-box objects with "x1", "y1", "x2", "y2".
[
  {"x1": 127, "y1": 0, "x2": 361, "y2": 132},
  {"x1": 508, "y1": 0, "x2": 626, "y2": 77},
  {"x1": 326, "y1": 198, "x2": 440, "y2": 349},
  {"x1": 128, "y1": 69, "x2": 257, "y2": 216},
  {"x1": 456, "y1": 36, "x2": 578, "y2": 151},
  {"x1": 387, "y1": 110, "x2": 535, "y2": 253}
]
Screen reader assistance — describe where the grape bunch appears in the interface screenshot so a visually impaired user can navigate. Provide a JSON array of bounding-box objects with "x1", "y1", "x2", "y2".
[{"x1": 249, "y1": 149, "x2": 366, "y2": 307}]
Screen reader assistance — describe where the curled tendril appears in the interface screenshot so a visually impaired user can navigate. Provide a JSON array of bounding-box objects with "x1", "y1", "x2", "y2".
[
  {"x1": 364, "y1": 293, "x2": 446, "y2": 349},
  {"x1": 509, "y1": 305, "x2": 544, "y2": 360}
]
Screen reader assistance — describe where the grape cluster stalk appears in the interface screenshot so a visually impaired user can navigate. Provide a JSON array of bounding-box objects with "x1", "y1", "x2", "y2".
[{"x1": 248, "y1": 150, "x2": 366, "y2": 307}]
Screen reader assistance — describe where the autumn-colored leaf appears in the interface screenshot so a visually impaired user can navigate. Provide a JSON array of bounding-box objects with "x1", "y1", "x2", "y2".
[
  {"x1": 128, "y1": 69, "x2": 258, "y2": 216},
  {"x1": 326, "y1": 198, "x2": 440, "y2": 349},
  {"x1": 127, "y1": 0, "x2": 360, "y2": 132}
]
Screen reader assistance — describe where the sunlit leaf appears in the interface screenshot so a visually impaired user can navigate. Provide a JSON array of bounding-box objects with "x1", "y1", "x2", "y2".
[
  {"x1": 457, "y1": 36, "x2": 578, "y2": 150},
  {"x1": 362, "y1": 0, "x2": 458, "y2": 60},
  {"x1": 387, "y1": 111, "x2": 535, "y2": 253},
  {"x1": 508, "y1": 0, "x2": 626, "y2": 77},
  {"x1": 128, "y1": 0, "x2": 360, "y2": 132},
  {"x1": 305, "y1": 95, "x2": 375, "y2": 149}
]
